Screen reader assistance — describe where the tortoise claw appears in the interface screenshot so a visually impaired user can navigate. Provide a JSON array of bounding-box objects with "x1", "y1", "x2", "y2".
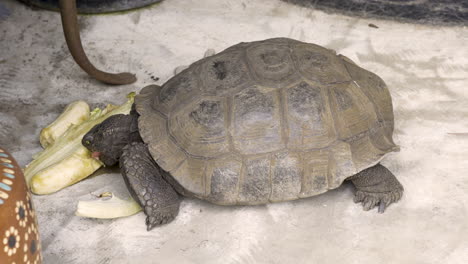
[
  {"x1": 350, "y1": 164, "x2": 404, "y2": 213},
  {"x1": 354, "y1": 189, "x2": 403, "y2": 213},
  {"x1": 378, "y1": 202, "x2": 386, "y2": 213}
]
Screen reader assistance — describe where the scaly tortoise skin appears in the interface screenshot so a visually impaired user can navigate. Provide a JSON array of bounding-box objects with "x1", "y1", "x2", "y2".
[
  {"x1": 0, "y1": 148, "x2": 42, "y2": 263},
  {"x1": 136, "y1": 37, "x2": 398, "y2": 205},
  {"x1": 83, "y1": 38, "x2": 403, "y2": 230}
]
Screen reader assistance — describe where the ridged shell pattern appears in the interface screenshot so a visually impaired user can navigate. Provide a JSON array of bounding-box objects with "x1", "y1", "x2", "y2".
[{"x1": 136, "y1": 38, "x2": 398, "y2": 205}]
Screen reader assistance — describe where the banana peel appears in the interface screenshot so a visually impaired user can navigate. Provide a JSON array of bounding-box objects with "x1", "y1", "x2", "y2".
[
  {"x1": 76, "y1": 192, "x2": 142, "y2": 219},
  {"x1": 39, "y1": 100, "x2": 90, "y2": 148},
  {"x1": 24, "y1": 93, "x2": 135, "y2": 195}
]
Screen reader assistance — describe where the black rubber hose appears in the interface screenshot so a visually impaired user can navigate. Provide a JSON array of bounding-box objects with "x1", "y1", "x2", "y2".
[{"x1": 58, "y1": 0, "x2": 137, "y2": 85}]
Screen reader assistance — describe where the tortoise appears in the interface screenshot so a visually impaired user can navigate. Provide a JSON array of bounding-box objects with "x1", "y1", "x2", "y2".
[{"x1": 82, "y1": 38, "x2": 403, "y2": 230}]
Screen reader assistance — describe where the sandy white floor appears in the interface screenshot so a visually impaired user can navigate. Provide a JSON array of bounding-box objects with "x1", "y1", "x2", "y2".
[{"x1": 1, "y1": 0, "x2": 467, "y2": 263}]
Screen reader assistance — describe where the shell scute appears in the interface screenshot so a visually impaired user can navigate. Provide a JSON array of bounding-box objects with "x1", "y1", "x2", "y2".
[
  {"x1": 172, "y1": 158, "x2": 206, "y2": 196},
  {"x1": 237, "y1": 155, "x2": 271, "y2": 204},
  {"x1": 285, "y1": 81, "x2": 337, "y2": 150},
  {"x1": 168, "y1": 97, "x2": 230, "y2": 158},
  {"x1": 205, "y1": 156, "x2": 242, "y2": 205},
  {"x1": 156, "y1": 67, "x2": 201, "y2": 115},
  {"x1": 232, "y1": 86, "x2": 284, "y2": 155},
  {"x1": 292, "y1": 43, "x2": 351, "y2": 84},
  {"x1": 341, "y1": 57, "x2": 396, "y2": 141},
  {"x1": 245, "y1": 42, "x2": 301, "y2": 88},
  {"x1": 328, "y1": 82, "x2": 379, "y2": 140},
  {"x1": 270, "y1": 151, "x2": 302, "y2": 202},
  {"x1": 200, "y1": 50, "x2": 253, "y2": 97},
  {"x1": 300, "y1": 149, "x2": 330, "y2": 198}
]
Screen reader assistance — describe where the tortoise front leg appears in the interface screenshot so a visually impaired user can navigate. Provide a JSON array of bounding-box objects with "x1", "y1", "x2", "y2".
[
  {"x1": 59, "y1": 0, "x2": 136, "y2": 85},
  {"x1": 120, "y1": 142, "x2": 180, "y2": 230},
  {"x1": 349, "y1": 164, "x2": 404, "y2": 213}
]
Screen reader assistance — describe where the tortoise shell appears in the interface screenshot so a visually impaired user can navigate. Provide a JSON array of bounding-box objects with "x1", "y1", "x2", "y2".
[{"x1": 135, "y1": 38, "x2": 398, "y2": 205}]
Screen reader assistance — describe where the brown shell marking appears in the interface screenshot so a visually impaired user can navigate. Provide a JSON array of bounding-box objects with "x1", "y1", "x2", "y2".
[{"x1": 136, "y1": 38, "x2": 398, "y2": 205}]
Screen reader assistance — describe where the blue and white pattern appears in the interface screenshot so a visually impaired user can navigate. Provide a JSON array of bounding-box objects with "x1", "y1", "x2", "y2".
[{"x1": 0, "y1": 149, "x2": 14, "y2": 205}]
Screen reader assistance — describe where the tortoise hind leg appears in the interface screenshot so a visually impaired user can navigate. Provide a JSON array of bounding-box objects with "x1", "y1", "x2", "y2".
[
  {"x1": 120, "y1": 142, "x2": 180, "y2": 230},
  {"x1": 349, "y1": 164, "x2": 403, "y2": 213}
]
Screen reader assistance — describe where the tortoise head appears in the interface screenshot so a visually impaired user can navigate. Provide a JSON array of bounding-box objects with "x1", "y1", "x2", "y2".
[{"x1": 82, "y1": 114, "x2": 135, "y2": 166}]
